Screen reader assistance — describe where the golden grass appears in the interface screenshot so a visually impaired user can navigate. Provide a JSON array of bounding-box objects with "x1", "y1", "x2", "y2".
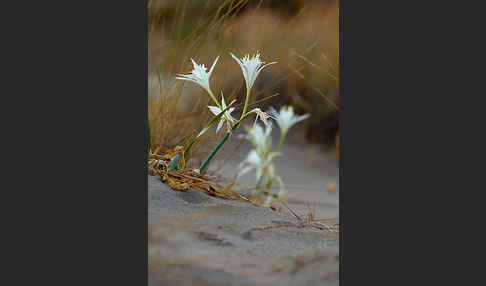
[
  {"x1": 148, "y1": 76, "x2": 226, "y2": 165},
  {"x1": 148, "y1": 0, "x2": 340, "y2": 163}
]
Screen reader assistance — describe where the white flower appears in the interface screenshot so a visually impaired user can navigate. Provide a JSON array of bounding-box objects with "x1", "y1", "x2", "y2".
[
  {"x1": 268, "y1": 106, "x2": 310, "y2": 135},
  {"x1": 238, "y1": 123, "x2": 286, "y2": 202},
  {"x1": 238, "y1": 149, "x2": 265, "y2": 183},
  {"x1": 207, "y1": 93, "x2": 236, "y2": 133},
  {"x1": 230, "y1": 52, "x2": 276, "y2": 91},
  {"x1": 176, "y1": 56, "x2": 219, "y2": 98},
  {"x1": 246, "y1": 123, "x2": 273, "y2": 152},
  {"x1": 238, "y1": 124, "x2": 279, "y2": 183},
  {"x1": 250, "y1": 108, "x2": 272, "y2": 128},
  {"x1": 238, "y1": 149, "x2": 279, "y2": 184}
]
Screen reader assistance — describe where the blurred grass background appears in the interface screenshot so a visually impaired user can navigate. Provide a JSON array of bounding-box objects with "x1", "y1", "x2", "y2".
[{"x1": 148, "y1": 0, "x2": 339, "y2": 165}]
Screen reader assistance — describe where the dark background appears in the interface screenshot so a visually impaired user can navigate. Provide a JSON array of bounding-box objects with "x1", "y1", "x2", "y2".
[{"x1": 1, "y1": 0, "x2": 476, "y2": 285}]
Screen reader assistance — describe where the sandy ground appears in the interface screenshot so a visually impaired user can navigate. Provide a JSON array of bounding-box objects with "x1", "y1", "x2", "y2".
[{"x1": 148, "y1": 131, "x2": 339, "y2": 286}]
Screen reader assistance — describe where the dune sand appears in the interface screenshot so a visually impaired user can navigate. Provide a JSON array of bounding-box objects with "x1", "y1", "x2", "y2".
[{"x1": 148, "y1": 132, "x2": 339, "y2": 286}]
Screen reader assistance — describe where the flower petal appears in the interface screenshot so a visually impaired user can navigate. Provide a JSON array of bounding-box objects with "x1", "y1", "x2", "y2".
[
  {"x1": 231, "y1": 53, "x2": 249, "y2": 88},
  {"x1": 237, "y1": 165, "x2": 254, "y2": 179},
  {"x1": 216, "y1": 119, "x2": 224, "y2": 133},
  {"x1": 220, "y1": 92, "x2": 226, "y2": 109},
  {"x1": 208, "y1": 105, "x2": 221, "y2": 116},
  {"x1": 209, "y1": 56, "x2": 219, "y2": 75}
]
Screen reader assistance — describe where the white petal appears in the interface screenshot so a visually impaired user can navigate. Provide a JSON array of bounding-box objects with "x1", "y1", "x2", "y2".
[
  {"x1": 190, "y1": 58, "x2": 198, "y2": 68},
  {"x1": 216, "y1": 119, "x2": 224, "y2": 133},
  {"x1": 231, "y1": 53, "x2": 249, "y2": 88},
  {"x1": 237, "y1": 166, "x2": 254, "y2": 179},
  {"x1": 255, "y1": 168, "x2": 263, "y2": 184},
  {"x1": 295, "y1": 113, "x2": 310, "y2": 123},
  {"x1": 246, "y1": 150, "x2": 261, "y2": 166},
  {"x1": 220, "y1": 93, "x2": 226, "y2": 109},
  {"x1": 209, "y1": 56, "x2": 219, "y2": 75},
  {"x1": 257, "y1": 61, "x2": 277, "y2": 75},
  {"x1": 251, "y1": 61, "x2": 276, "y2": 89},
  {"x1": 228, "y1": 113, "x2": 237, "y2": 123},
  {"x1": 208, "y1": 105, "x2": 221, "y2": 116},
  {"x1": 267, "y1": 106, "x2": 279, "y2": 119}
]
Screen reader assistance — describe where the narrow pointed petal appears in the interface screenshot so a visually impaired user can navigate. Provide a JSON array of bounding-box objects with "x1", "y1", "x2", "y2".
[
  {"x1": 216, "y1": 119, "x2": 224, "y2": 133},
  {"x1": 220, "y1": 93, "x2": 226, "y2": 109},
  {"x1": 254, "y1": 62, "x2": 277, "y2": 82},
  {"x1": 257, "y1": 61, "x2": 277, "y2": 73},
  {"x1": 208, "y1": 105, "x2": 221, "y2": 116},
  {"x1": 209, "y1": 56, "x2": 219, "y2": 75},
  {"x1": 295, "y1": 113, "x2": 310, "y2": 124},
  {"x1": 237, "y1": 166, "x2": 254, "y2": 179},
  {"x1": 231, "y1": 53, "x2": 249, "y2": 87}
]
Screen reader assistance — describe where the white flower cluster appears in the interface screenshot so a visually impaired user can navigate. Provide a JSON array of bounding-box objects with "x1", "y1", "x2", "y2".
[
  {"x1": 239, "y1": 106, "x2": 310, "y2": 206},
  {"x1": 176, "y1": 52, "x2": 276, "y2": 133},
  {"x1": 175, "y1": 52, "x2": 311, "y2": 206}
]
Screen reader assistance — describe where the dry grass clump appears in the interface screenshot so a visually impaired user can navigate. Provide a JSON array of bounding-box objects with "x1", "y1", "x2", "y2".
[
  {"x1": 148, "y1": 75, "x2": 226, "y2": 165},
  {"x1": 148, "y1": 145, "x2": 253, "y2": 202}
]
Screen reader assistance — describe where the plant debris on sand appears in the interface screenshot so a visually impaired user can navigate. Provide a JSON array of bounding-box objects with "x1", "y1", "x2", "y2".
[
  {"x1": 148, "y1": 146, "x2": 338, "y2": 240},
  {"x1": 252, "y1": 203, "x2": 339, "y2": 240},
  {"x1": 149, "y1": 145, "x2": 252, "y2": 203}
]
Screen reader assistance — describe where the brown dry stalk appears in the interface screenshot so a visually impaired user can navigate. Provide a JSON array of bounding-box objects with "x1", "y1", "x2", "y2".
[
  {"x1": 252, "y1": 203, "x2": 339, "y2": 238},
  {"x1": 149, "y1": 145, "x2": 258, "y2": 204}
]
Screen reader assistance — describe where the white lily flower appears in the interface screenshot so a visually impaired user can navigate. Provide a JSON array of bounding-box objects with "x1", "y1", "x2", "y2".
[
  {"x1": 176, "y1": 56, "x2": 219, "y2": 102},
  {"x1": 238, "y1": 124, "x2": 278, "y2": 182},
  {"x1": 268, "y1": 106, "x2": 310, "y2": 135},
  {"x1": 207, "y1": 93, "x2": 236, "y2": 133},
  {"x1": 238, "y1": 149, "x2": 278, "y2": 185},
  {"x1": 230, "y1": 52, "x2": 277, "y2": 92},
  {"x1": 246, "y1": 123, "x2": 273, "y2": 152},
  {"x1": 238, "y1": 123, "x2": 286, "y2": 202},
  {"x1": 238, "y1": 149, "x2": 264, "y2": 182}
]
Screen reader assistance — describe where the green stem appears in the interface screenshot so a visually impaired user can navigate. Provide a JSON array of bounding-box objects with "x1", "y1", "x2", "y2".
[
  {"x1": 199, "y1": 132, "x2": 230, "y2": 173},
  {"x1": 265, "y1": 177, "x2": 273, "y2": 190},
  {"x1": 255, "y1": 173, "x2": 265, "y2": 189},
  {"x1": 208, "y1": 90, "x2": 222, "y2": 110},
  {"x1": 199, "y1": 121, "x2": 242, "y2": 173},
  {"x1": 240, "y1": 88, "x2": 251, "y2": 120},
  {"x1": 262, "y1": 132, "x2": 286, "y2": 194}
]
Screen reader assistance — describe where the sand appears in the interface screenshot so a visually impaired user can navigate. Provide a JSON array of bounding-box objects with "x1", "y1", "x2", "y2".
[{"x1": 148, "y1": 134, "x2": 339, "y2": 286}]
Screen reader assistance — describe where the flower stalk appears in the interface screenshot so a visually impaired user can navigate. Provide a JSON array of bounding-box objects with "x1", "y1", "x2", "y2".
[
  {"x1": 241, "y1": 89, "x2": 251, "y2": 120},
  {"x1": 198, "y1": 52, "x2": 276, "y2": 172},
  {"x1": 172, "y1": 53, "x2": 277, "y2": 173},
  {"x1": 238, "y1": 106, "x2": 310, "y2": 204}
]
